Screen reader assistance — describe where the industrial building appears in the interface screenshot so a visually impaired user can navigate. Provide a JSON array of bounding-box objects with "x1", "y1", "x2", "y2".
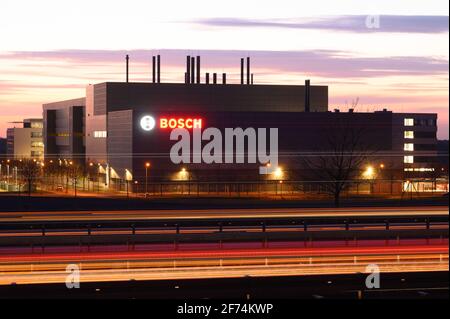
[
  {"x1": 42, "y1": 55, "x2": 443, "y2": 194},
  {"x1": 6, "y1": 118, "x2": 44, "y2": 160}
]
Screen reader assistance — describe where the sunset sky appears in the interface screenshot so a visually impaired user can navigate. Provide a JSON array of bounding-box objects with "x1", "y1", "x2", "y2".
[{"x1": 0, "y1": 0, "x2": 448, "y2": 138}]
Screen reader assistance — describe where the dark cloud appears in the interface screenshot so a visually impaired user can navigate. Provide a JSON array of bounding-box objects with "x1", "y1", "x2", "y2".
[{"x1": 193, "y1": 15, "x2": 449, "y2": 34}]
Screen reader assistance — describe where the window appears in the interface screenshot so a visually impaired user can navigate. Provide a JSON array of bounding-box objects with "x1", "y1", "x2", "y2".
[
  {"x1": 404, "y1": 131, "x2": 414, "y2": 139},
  {"x1": 404, "y1": 143, "x2": 414, "y2": 151},
  {"x1": 404, "y1": 156, "x2": 414, "y2": 164},
  {"x1": 31, "y1": 151, "x2": 43, "y2": 157},
  {"x1": 31, "y1": 132, "x2": 43, "y2": 138},
  {"x1": 31, "y1": 122, "x2": 43, "y2": 129},
  {"x1": 404, "y1": 118, "x2": 414, "y2": 126},
  {"x1": 31, "y1": 141, "x2": 44, "y2": 148},
  {"x1": 93, "y1": 131, "x2": 107, "y2": 138}
]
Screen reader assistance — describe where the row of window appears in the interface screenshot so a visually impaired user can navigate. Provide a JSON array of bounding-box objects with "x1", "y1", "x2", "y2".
[
  {"x1": 404, "y1": 131, "x2": 436, "y2": 139},
  {"x1": 404, "y1": 156, "x2": 436, "y2": 164},
  {"x1": 31, "y1": 141, "x2": 44, "y2": 148},
  {"x1": 404, "y1": 118, "x2": 436, "y2": 127},
  {"x1": 93, "y1": 131, "x2": 107, "y2": 138},
  {"x1": 404, "y1": 168, "x2": 435, "y2": 172},
  {"x1": 404, "y1": 143, "x2": 436, "y2": 151}
]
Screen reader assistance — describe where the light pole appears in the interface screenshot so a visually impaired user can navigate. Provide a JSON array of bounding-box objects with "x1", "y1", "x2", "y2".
[
  {"x1": 145, "y1": 162, "x2": 151, "y2": 196},
  {"x1": 134, "y1": 180, "x2": 139, "y2": 197}
]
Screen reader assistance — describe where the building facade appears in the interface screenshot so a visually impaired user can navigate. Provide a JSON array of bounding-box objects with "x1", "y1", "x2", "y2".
[
  {"x1": 43, "y1": 98, "x2": 86, "y2": 162},
  {"x1": 6, "y1": 118, "x2": 44, "y2": 160}
]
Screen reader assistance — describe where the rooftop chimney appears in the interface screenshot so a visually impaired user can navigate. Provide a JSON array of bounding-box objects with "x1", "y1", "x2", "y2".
[
  {"x1": 186, "y1": 56, "x2": 191, "y2": 84},
  {"x1": 251, "y1": 73, "x2": 254, "y2": 85},
  {"x1": 206, "y1": 73, "x2": 210, "y2": 84},
  {"x1": 125, "y1": 54, "x2": 129, "y2": 83},
  {"x1": 152, "y1": 56, "x2": 156, "y2": 83},
  {"x1": 157, "y1": 55, "x2": 161, "y2": 83},
  {"x1": 196, "y1": 56, "x2": 201, "y2": 84},
  {"x1": 213, "y1": 73, "x2": 217, "y2": 84},
  {"x1": 222, "y1": 73, "x2": 226, "y2": 84},
  {"x1": 191, "y1": 57, "x2": 195, "y2": 84},
  {"x1": 240, "y1": 58, "x2": 244, "y2": 85},
  {"x1": 246, "y1": 57, "x2": 250, "y2": 85},
  {"x1": 305, "y1": 79, "x2": 311, "y2": 112}
]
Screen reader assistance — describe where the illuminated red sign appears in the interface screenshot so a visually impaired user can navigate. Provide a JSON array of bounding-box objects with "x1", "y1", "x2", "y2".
[{"x1": 159, "y1": 118, "x2": 203, "y2": 129}]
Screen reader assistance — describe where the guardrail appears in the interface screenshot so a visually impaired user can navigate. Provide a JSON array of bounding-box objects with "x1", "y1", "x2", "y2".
[{"x1": 0, "y1": 229, "x2": 447, "y2": 247}]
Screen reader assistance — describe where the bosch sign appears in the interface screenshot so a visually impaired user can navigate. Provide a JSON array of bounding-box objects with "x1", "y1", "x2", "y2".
[
  {"x1": 140, "y1": 115, "x2": 203, "y2": 130},
  {"x1": 160, "y1": 117, "x2": 203, "y2": 129}
]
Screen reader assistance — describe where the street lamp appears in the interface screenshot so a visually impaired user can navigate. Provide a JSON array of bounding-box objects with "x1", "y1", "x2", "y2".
[
  {"x1": 145, "y1": 162, "x2": 151, "y2": 196},
  {"x1": 363, "y1": 165, "x2": 376, "y2": 194}
]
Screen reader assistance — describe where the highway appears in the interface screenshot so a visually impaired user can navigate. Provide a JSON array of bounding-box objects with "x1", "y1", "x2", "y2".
[
  {"x1": 0, "y1": 206, "x2": 447, "y2": 287},
  {"x1": 0, "y1": 239, "x2": 447, "y2": 285},
  {"x1": 0, "y1": 206, "x2": 447, "y2": 222}
]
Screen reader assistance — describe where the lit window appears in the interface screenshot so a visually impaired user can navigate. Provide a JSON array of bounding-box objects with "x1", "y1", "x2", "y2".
[
  {"x1": 404, "y1": 156, "x2": 414, "y2": 164},
  {"x1": 404, "y1": 131, "x2": 414, "y2": 139},
  {"x1": 93, "y1": 131, "x2": 107, "y2": 138},
  {"x1": 31, "y1": 141, "x2": 44, "y2": 148},
  {"x1": 404, "y1": 143, "x2": 414, "y2": 151},
  {"x1": 404, "y1": 118, "x2": 414, "y2": 126}
]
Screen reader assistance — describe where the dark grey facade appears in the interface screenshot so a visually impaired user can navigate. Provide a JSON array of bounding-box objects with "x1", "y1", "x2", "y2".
[{"x1": 43, "y1": 98, "x2": 86, "y2": 162}]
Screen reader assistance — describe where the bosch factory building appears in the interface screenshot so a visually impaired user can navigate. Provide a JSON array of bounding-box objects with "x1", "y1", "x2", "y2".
[{"x1": 42, "y1": 55, "x2": 443, "y2": 194}]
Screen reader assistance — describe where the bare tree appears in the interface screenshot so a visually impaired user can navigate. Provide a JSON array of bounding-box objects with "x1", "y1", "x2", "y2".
[
  {"x1": 300, "y1": 113, "x2": 376, "y2": 207},
  {"x1": 20, "y1": 159, "x2": 41, "y2": 197},
  {"x1": 67, "y1": 163, "x2": 85, "y2": 197}
]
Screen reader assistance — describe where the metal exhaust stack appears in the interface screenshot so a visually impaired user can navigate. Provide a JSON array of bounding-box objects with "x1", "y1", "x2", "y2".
[
  {"x1": 246, "y1": 57, "x2": 250, "y2": 85},
  {"x1": 240, "y1": 58, "x2": 244, "y2": 85},
  {"x1": 186, "y1": 56, "x2": 191, "y2": 84},
  {"x1": 125, "y1": 54, "x2": 129, "y2": 83},
  {"x1": 251, "y1": 73, "x2": 254, "y2": 85},
  {"x1": 305, "y1": 79, "x2": 311, "y2": 112},
  {"x1": 206, "y1": 73, "x2": 210, "y2": 84},
  {"x1": 196, "y1": 56, "x2": 201, "y2": 84},
  {"x1": 157, "y1": 55, "x2": 161, "y2": 83},
  {"x1": 191, "y1": 57, "x2": 195, "y2": 84},
  {"x1": 222, "y1": 73, "x2": 226, "y2": 84},
  {"x1": 213, "y1": 73, "x2": 217, "y2": 84},
  {"x1": 152, "y1": 56, "x2": 156, "y2": 83}
]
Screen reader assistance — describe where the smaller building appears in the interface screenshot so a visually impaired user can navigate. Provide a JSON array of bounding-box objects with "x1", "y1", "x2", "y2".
[
  {"x1": 43, "y1": 98, "x2": 86, "y2": 163},
  {"x1": 6, "y1": 118, "x2": 44, "y2": 160},
  {"x1": 0, "y1": 138, "x2": 6, "y2": 157}
]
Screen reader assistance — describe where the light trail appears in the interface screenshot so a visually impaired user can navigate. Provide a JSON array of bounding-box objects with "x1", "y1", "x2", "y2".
[{"x1": 0, "y1": 206, "x2": 447, "y2": 222}]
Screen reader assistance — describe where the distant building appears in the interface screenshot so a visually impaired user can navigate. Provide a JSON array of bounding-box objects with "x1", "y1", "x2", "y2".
[
  {"x1": 0, "y1": 138, "x2": 6, "y2": 157},
  {"x1": 6, "y1": 118, "x2": 44, "y2": 160}
]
